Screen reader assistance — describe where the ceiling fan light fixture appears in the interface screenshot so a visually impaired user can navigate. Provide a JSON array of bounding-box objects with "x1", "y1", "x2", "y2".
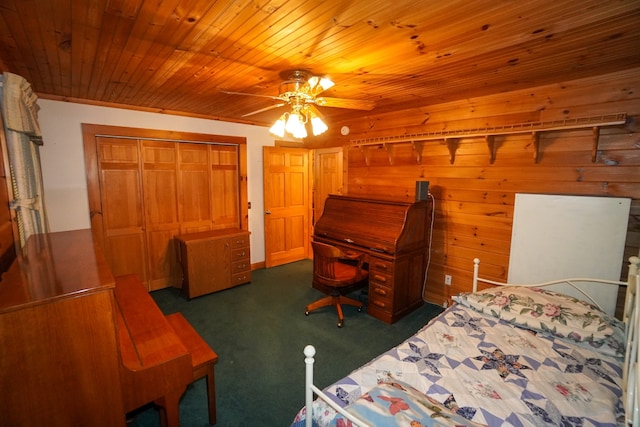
[
  {"x1": 285, "y1": 111, "x2": 307, "y2": 138},
  {"x1": 307, "y1": 76, "x2": 334, "y2": 95},
  {"x1": 269, "y1": 113, "x2": 287, "y2": 138},
  {"x1": 307, "y1": 108, "x2": 328, "y2": 136},
  {"x1": 310, "y1": 116, "x2": 328, "y2": 136},
  {"x1": 318, "y1": 77, "x2": 334, "y2": 91}
]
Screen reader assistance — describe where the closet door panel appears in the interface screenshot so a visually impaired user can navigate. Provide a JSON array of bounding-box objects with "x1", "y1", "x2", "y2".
[
  {"x1": 142, "y1": 141, "x2": 181, "y2": 290},
  {"x1": 97, "y1": 137, "x2": 148, "y2": 282},
  {"x1": 105, "y1": 232, "x2": 147, "y2": 280},
  {"x1": 211, "y1": 145, "x2": 240, "y2": 230},
  {"x1": 179, "y1": 143, "x2": 212, "y2": 232},
  {"x1": 146, "y1": 228, "x2": 180, "y2": 290}
]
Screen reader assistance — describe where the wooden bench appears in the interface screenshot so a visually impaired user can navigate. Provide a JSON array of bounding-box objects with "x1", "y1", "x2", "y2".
[
  {"x1": 165, "y1": 312, "x2": 219, "y2": 425},
  {"x1": 115, "y1": 274, "x2": 193, "y2": 427}
]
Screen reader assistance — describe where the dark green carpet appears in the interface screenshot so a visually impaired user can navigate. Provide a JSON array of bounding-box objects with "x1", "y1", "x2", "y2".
[{"x1": 128, "y1": 260, "x2": 443, "y2": 427}]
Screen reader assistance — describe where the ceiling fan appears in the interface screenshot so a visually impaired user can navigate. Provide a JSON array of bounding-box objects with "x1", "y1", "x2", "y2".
[
  {"x1": 221, "y1": 70, "x2": 374, "y2": 138},
  {"x1": 222, "y1": 70, "x2": 375, "y2": 117}
]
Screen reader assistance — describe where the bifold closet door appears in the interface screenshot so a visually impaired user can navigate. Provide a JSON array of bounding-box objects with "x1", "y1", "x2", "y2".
[
  {"x1": 94, "y1": 136, "x2": 243, "y2": 291},
  {"x1": 141, "y1": 140, "x2": 182, "y2": 290},
  {"x1": 96, "y1": 136, "x2": 148, "y2": 284}
]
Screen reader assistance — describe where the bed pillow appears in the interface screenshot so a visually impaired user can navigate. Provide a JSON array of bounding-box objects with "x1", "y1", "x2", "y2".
[
  {"x1": 330, "y1": 378, "x2": 481, "y2": 427},
  {"x1": 453, "y1": 286, "x2": 625, "y2": 356}
]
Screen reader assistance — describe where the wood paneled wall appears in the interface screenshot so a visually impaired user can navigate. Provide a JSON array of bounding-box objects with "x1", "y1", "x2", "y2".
[{"x1": 312, "y1": 68, "x2": 640, "y2": 308}]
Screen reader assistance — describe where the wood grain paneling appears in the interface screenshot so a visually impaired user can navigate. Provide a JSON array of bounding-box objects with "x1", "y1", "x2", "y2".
[
  {"x1": 335, "y1": 71, "x2": 640, "y2": 313},
  {"x1": 1, "y1": 1, "x2": 639, "y2": 131}
]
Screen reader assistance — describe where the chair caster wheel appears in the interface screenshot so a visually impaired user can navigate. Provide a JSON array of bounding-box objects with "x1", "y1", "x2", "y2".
[
  {"x1": 357, "y1": 306, "x2": 363, "y2": 312},
  {"x1": 305, "y1": 311, "x2": 309, "y2": 316},
  {"x1": 337, "y1": 321, "x2": 343, "y2": 328}
]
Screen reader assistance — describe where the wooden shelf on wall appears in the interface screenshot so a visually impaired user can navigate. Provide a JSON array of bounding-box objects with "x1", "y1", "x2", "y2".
[{"x1": 350, "y1": 113, "x2": 627, "y2": 165}]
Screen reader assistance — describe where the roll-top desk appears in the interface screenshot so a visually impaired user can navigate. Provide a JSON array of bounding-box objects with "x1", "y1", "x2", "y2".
[{"x1": 313, "y1": 195, "x2": 431, "y2": 324}]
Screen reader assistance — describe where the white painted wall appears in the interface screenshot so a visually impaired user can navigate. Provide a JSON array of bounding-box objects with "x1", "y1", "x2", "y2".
[{"x1": 37, "y1": 99, "x2": 274, "y2": 264}]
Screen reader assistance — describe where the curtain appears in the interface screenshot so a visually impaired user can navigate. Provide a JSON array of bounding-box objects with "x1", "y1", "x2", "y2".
[{"x1": 0, "y1": 72, "x2": 49, "y2": 247}]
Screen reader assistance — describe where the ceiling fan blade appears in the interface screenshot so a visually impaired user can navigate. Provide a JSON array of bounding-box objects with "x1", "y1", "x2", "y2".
[
  {"x1": 242, "y1": 103, "x2": 287, "y2": 117},
  {"x1": 314, "y1": 97, "x2": 374, "y2": 110},
  {"x1": 221, "y1": 90, "x2": 282, "y2": 101}
]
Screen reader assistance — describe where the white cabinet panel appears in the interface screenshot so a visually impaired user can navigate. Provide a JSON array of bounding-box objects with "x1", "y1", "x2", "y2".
[{"x1": 508, "y1": 194, "x2": 630, "y2": 316}]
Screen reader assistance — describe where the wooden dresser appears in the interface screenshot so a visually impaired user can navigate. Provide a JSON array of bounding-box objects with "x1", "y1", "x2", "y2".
[
  {"x1": 176, "y1": 228, "x2": 251, "y2": 299},
  {"x1": 313, "y1": 195, "x2": 431, "y2": 324}
]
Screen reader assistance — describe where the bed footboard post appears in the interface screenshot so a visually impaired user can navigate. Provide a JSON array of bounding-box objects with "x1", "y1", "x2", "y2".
[
  {"x1": 473, "y1": 258, "x2": 480, "y2": 292},
  {"x1": 304, "y1": 345, "x2": 316, "y2": 427},
  {"x1": 629, "y1": 256, "x2": 640, "y2": 277}
]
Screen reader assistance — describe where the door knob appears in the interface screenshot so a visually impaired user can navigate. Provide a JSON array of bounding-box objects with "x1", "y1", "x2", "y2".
[{"x1": 265, "y1": 210, "x2": 271, "y2": 214}]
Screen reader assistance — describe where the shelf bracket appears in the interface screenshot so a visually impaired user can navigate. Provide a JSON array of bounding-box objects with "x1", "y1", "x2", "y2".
[
  {"x1": 384, "y1": 143, "x2": 394, "y2": 165},
  {"x1": 486, "y1": 135, "x2": 496, "y2": 164},
  {"x1": 591, "y1": 126, "x2": 600, "y2": 163},
  {"x1": 360, "y1": 146, "x2": 371, "y2": 166},
  {"x1": 411, "y1": 141, "x2": 423, "y2": 164},
  {"x1": 532, "y1": 131, "x2": 540, "y2": 163},
  {"x1": 446, "y1": 138, "x2": 458, "y2": 164}
]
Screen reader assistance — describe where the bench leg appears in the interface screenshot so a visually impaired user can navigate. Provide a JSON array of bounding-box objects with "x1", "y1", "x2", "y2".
[
  {"x1": 155, "y1": 388, "x2": 183, "y2": 427},
  {"x1": 195, "y1": 364, "x2": 217, "y2": 425},
  {"x1": 165, "y1": 312, "x2": 218, "y2": 425}
]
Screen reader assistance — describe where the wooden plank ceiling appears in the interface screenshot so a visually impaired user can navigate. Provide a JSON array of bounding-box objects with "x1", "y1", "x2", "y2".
[{"x1": 0, "y1": 0, "x2": 639, "y2": 130}]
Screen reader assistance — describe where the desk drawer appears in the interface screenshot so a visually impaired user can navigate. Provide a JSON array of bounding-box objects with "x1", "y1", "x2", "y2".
[
  {"x1": 368, "y1": 288, "x2": 393, "y2": 317},
  {"x1": 232, "y1": 248, "x2": 249, "y2": 261},
  {"x1": 232, "y1": 259, "x2": 250, "y2": 274},
  {"x1": 370, "y1": 283, "x2": 393, "y2": 299},
  {"x1": 369, "y1": 258, "x2": 394, "y2": 274},
  {"x1": 369, "y1": 271, "x2": 393, "y2": 288},
  {"x1": 230, "y1": 235, "x2": 249, "y2": 248},
  {"x1": 232, "y1": 271, "x2": 251, "y2": 285}
]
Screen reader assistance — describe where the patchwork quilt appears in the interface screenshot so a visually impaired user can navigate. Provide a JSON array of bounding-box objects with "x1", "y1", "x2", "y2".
[{"x1": 292, "y1": 302, "x2": 624, "y2": 427}]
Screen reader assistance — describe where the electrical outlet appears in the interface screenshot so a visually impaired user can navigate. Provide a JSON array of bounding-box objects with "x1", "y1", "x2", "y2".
[{"x1": 444, "y1": 274, "x2": 452, "y2": 286}]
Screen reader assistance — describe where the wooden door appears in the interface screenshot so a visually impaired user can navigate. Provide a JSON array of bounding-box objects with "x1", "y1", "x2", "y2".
[
  {"x1": 141, "y1": 140, "x2": 182, "y2": 290},
  {"x1": 263, "y1": 146, "x2": 309, "y2": 267},
  {"x1": 313, "y1": 147, "x2": 344, "y2": 226},
  {"x1": 178, "y1": 143, "x2": 213, "y2": 233},
  {"x1": 178, "y1": 143, "x2": 241, "y2": 233},
  {"x1": 95, "y1": 137, "x2": 148, "y2": 282},
  {"x1": 210, "y1": 145, "x2": 240, "y2": 230}
]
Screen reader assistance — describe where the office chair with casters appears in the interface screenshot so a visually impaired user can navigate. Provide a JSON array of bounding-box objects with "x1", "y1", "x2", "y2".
[{"x1": 305, "y1": 241, "x2": 369, "y2": 327}]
